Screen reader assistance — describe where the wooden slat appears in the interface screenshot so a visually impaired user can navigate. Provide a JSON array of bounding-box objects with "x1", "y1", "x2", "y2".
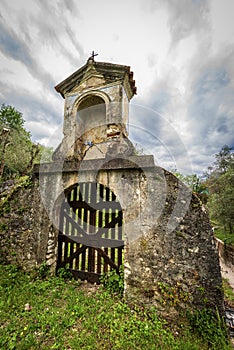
[
  {"x1": 99, "y1": 182, "x2": 104, "y2": 200},
  {"x1": 81, "y1": 184, "x2": 87, "y2": 270},
  {"x1": 81, "y1": 247, "x2": 86, "y2": 270},
  {"x1": 75, "y1": 243, "x2": 80, "y2": 269},
  {"x1": 64, "y1": 215, "x2": 69, "y2": 262},
  {"x1": 73, "y1": 186, "x2": 78, "y2": 201},
  {"x1": 104, "y1": 187, "x2": 109, "y2": 272},
  {"x1": 75, "y1": 185, "x2": 82, "y2": 269},
  {"x1": 97, "y1": 209, "x2": 102, "y2": 274},
  {"x1": 57, "y1": 233, "x2": 63, "y2": 268},
  {"x1": 82, "y1": 184, "x2": 88, "y2": 271},
  {"x1": 89, "y1": 202, "x2": 96, "y2": 272},
  {"x1": 118, "y1": 210, "x2": 123, "y2": 266},
  {"x1": 57, "y1": 201, "x2": 65, "y2": 268},
  {"x1": 69, "y1": 189, "x2": 75, "y2": 268},
  {"x1": 82, "y1": 183, "x2": 89, "y2": 271},
  {"x1": 111, "y1": 189, "x2": 116, "y2": 265},
  {"x1": 83, "y1": 183, "x2": 88, "y2": 233}
]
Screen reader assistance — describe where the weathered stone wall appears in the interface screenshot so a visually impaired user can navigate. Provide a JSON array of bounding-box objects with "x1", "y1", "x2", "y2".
[
  {"x1": 0, "y1": 155, "x2": 224, "y2": 319},
  {"x1": 125, "y1": 185, "x2": 223, "y2": 318},
  {"x1": 0, "y1": 177, "x2": 56, "y2": 271}
]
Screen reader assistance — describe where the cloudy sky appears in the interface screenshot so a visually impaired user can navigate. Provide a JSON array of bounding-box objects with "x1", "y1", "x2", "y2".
[{"x1": 0, "y1": 0, "x2": 233, "y2": 175}]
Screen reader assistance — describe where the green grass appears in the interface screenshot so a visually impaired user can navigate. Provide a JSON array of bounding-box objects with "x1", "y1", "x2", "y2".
[
  {"x1": 0, "y1": 264, "x2": 232, "y2": 350},
  {"x1": 223, "y1": 278, "x2": 234, "y2": 307},
  {"x1": 212, "y1": 224, "x2": 234, "y2": 245}
]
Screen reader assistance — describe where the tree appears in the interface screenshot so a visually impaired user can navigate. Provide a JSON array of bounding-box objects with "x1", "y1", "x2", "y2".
[
  {"x1": 172, "y1": 171, "x2": 208, "y2": 203},
  {"x1": 214, "y1": 145, "x2": 234, "y2": 174},
  {"x1": 0, "y1": 104, "x2": 53, "y2": 180},
  {"x1": 205, "y1": 145, "x2": 234, "y2": 177},
  {"x1": 205, "y1": 146, "x2": 234, "y2": 234},
  {"x1": 0, "y1": 104, "x2": 24, "y2": 130},
  {"x1": 208, "y1": 168, "x2": 234, "y2": 233},
  {"x1": 172, "y1": 146, "x2": 234, "y2": 234}
]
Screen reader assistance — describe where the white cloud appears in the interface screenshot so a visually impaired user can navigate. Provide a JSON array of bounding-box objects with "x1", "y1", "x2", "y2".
[{"x1": 0, "y1": 0, "x2": 233, "y2": 174}]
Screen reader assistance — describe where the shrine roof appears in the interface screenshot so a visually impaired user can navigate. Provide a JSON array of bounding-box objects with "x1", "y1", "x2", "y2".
[{"x1": 55, "y1": 58, "x2": 137, "y2": 99}]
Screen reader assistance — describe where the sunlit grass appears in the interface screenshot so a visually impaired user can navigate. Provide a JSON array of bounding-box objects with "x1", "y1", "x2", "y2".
[
  {"x1": 223, "y1": 278, "x2": 234, "y2": 307},
  {"x1": 0, "y1": 264, "x2": 232, "y2": 350},
  {"x1": 212, "y1": 223, "x2": 234, "y2": 245}
]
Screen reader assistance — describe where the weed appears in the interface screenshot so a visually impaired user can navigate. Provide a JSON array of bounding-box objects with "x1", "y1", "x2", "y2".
[
  {"x1": 17, "y1": 205, "x2": 29, "y2": 214},
  {"x1": 157, "y1": 281, "x2": 191, "y2": 306},
  {"x1": 0, "y1": 222, "x2": 8, "y2": 231},
  {"x1": 100, "y1": 265, "x2": 124, "y2": 295},
  {"x1": 187, "y1": 308, "x2": 229, "y2": 349},
  {"x1": 57, "y1": 266, "x2": 73, "y2": 280},
  {"x1": 213, "y1": 226, "x2": 234, "y2": 246},
  {"x1": 38, "y1": 261, "x2": 50, "y2": 279},
  {"x1": 223, "y1": 278, "x2": 234, "y2": 307}
]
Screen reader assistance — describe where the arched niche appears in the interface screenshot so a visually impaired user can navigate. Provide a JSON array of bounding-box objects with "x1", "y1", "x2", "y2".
[
  {"x1": 74, "y1": 92, "x2": 111, "y2": 140},
  {"x1": 78, "y1": 95, "x2": 105, "y2": 130}
]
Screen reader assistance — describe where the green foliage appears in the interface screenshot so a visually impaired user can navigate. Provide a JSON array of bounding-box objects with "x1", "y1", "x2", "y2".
[
  {"x1": 222, "y1": 278, "x2": 234, "y2": 307},
  {"x1": 157, "y1": 281, "x2": 191, "y2": 307},
  {"x1": 0, "y1": 264, "x2": 232, "y2": 350},
  {"x1": 214, "y1": 225, "x2": 234, "y2": 245},
  {"x1": 187, "y1": 308, "x2": 229, "y2": 350},
  {"x1": 0, "y1": 104, "x2": 53, "y2": 180},
  {"x1": 100, "y1": 265, "x2": 124, "y2": 295},
  {"x1": 173, "y1": 145, "x2": 234, "y2": 235},
  {"x1": 38, "y1": 261, "x2": 51, "y2": 279},
  {"x1": 213, "y1": 145, "x2": 234, "y2": 174},
  {"x1": 57, "y1": 266, "x2": 73, "y2": 280},
  {"x1": 39, "y1": 144, "x2": 54, "y2": 162},
  {"x1": 0, "y1": 104, "x2": 31, "y2": 178},
  {"x1": 0, "y1": 176, "x2": 32, "y2": 212},
  {"x1": 0, "y1": 104, "x2": 24, "y2": 130},
  {"x1": 171, "y1": 171, "x2": 208, "y2": 203},
  {"x1": 206, "y1": 145, "x2": 234, "y2": 234},
  {"x1": 207, "y1": 168, "x2": 234, "y2": 233},
  {"x1": 173, "y1": 172, "x2": 199, "y2": 190}
]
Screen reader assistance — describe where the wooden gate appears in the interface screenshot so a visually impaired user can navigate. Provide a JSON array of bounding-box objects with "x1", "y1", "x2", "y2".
[{"x1": 57, "y1": 182, "x2": 123, "y2": 283}]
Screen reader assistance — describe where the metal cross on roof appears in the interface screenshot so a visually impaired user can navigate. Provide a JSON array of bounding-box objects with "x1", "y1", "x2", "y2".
[{"x1": 90, "y1": 50, "x2": 98, "y2": 60}]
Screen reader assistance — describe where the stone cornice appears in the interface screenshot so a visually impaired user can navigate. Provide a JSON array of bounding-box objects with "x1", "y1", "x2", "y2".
[{"x1": 55, "y1": 59, "x2": 137, "y2": 99}]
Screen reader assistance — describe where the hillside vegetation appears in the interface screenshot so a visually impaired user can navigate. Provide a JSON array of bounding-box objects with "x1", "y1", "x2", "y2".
[{"x1": 174, "y1": 145, "x2": 234, "y2": 244}]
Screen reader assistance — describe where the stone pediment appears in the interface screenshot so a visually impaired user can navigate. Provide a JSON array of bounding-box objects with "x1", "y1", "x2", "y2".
[{"x1": 71, "y1": 74, "x2": 106, "y2": 94}]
